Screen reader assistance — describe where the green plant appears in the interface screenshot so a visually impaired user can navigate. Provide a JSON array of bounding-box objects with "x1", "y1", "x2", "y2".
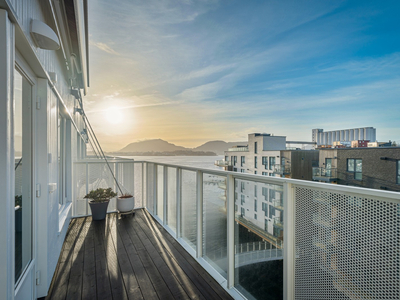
[{"x1": 84, "y1": 188, "x2": 117, "y2": 203}]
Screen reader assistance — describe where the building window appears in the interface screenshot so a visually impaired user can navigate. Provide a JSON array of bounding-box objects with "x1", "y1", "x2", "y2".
[
  {"x1": 254, "y1": 171, "x2": 257, "y2": 174},
  {"x1": 262, "y1": 172, "x2": 267, "y2": 176},
  {"x1": 254, "y1": 185, "x2": 257, "y2": 197},
  {"x1": 397, "y1": 160, "x2": 400, "y2": 184},
  {"x1": 241, "y1": 156, "x2": 245, "y2": 166},
  {"x1": 235, "y1": 192, "x2": 238, "y2": 201},
  {"x1": 348, "y1": 158, "x2": 362, "y2": 180},
  {"x1": 269, "y1": 157, "x2": 275, "y2": 170},
  {"x1": 233, "y1": 156, "x2": 237, "y2": 166},
  {"x1": 262, "y1": 156, "x2": 268, "y2": 169},
  {"x1": 264, "y1": 219, "x2": 268, "y2": 231},
  {"x1": 235, "y1": 204, "x2": 238, "y2": 212},
  {"x1": 254, "y1": 199, "x2": 257, "y2": 212},
  {"x1": 241, "y1": 182, "x2": 245, "y2": 192},
  {"x1": 254, "y1": 156, "x2": 258, "y2": 168},
  {"x1": 254, "y1": 214, "x2": 257, "y2": 220},
  {"x1": 241, "y1": 207, "x2": 245, "y2": 217},
  {"x1": 255, "y1": 142, "x2": 258, "y2": 154},
  {"x1": 241, "y1": 195, "x2": 245, "y2": 205},
  {"x1": 269, "y1": 205, "x2": 275, "y2": 219},
  {"x1": 241, "y1": 169, "x2": 245, "y2": 173}
]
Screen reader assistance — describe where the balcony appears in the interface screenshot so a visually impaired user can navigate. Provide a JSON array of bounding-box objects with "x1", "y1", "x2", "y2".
[
  {"x1": 227, "y1": 147, "x2": 249, "y2": 152},
  {"x1": 215, "y1": 159, "x2": 232, "y2": 167},
  {"x1": 272, "y1": 164, "x2": 291, "y2": 175},
  {"x1": 58, "y1": 158, "x2": 400, "y2": 300},
  {"x1": 312, "y1": 167, "x2": 338, "y2": 182}
]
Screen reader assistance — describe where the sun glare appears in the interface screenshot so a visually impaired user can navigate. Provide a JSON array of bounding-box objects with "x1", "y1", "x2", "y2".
[{"x1": 105, "y1": 106, "x2": 124, "y2": 124}]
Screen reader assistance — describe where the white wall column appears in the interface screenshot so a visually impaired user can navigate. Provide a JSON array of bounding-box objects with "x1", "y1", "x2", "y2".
[{"x1": 0, "y1": 9, "x2": 15, "y2": 300}]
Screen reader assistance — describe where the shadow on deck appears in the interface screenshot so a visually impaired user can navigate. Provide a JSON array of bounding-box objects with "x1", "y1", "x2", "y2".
[{"x1": 45, "y1": 209, "x2": 233, "y2": 300}]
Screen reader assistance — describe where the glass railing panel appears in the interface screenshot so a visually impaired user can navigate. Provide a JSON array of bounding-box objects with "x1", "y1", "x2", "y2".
[
  {"x1": 157, "y1": 165, "x2": 164, "y2": 221},
  {"x1": 146, "y1": 163, "x2": 154, "y2": 214},
  {"x1": 167, "y1": 167, "x2": 177, "y2": 233},
  {"x1": 181, "y1": 170, "x2": 197, "y2": 250},
  {"x1": 74, "y1": 162, "x2": 88, "y2": 216},
  {"x1": 133, "y1": 163, "x2": 144, "y2": 208},
  {"x1": 234, "y1": 179, "x2": 284, "y2": 300},
  {"x1": 202, "y1": 173, "x2": 227, "y2": 278}
]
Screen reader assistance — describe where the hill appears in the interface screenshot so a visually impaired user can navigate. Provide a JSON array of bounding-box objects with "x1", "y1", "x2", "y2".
[
  {"x1": 119, "y1": 139, "x2": 187, "y2": 152},
  {"x1": 194, "y1": 140, "x2": 248, "y2": 155}
]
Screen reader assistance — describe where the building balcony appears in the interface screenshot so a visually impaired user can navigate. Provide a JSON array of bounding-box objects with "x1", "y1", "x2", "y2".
[
  {"x1": 272, "y1": 164, "x2": 291, "y2": 175},
  {"x1": 215, "y1": 159, "x2": 232, "y2": 167},
  {"x1": 312, "y1": 167, "x2": 338, "y2": 182},
  {"x1": 62, "y1": 158, "x2": 400, "y2": 300},
  {"x1": 227, "y1": 147, "x2": 249, "y2": 152}
]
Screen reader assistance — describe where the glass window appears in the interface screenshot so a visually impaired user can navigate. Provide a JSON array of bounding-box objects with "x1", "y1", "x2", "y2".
[
  {"x1": 254, "y1": 171, "x2": 257, "y2": 174},
  {"x1": 233, "y1": 156, "x2": 237, "y2": 166},
  {"x1": 347, "y1": 159, "x2": 355, "y2": 172},
  {"x1": 254, "y1": 199, "x2": 257, "y2": 212},
  {"x1": 241, "y1": 181, "x2": 245, "y2": 192},
  {"x1": 254, "y1": 142, "x2": 258, "y2": 154},
  {"x1": 241, "y1": 169, "x2": 245, "y2": 173},
  {"x1": 254, "y1": 156, "x2": 257, "y2": 168},
  {"x1": 254, "y1": 185, "x2": 257, "y2": 197},
  {"x1": 262, "y1": 156, "x2": 268, "y2": 169},
  {"x1": 241, "y1": 156, "x2": 245, "y2": 166},
  {"x1": 397, "y1": 161, "x2": 400, "y2": 184},
  {"x1": 347, "y1": 158, "x2": 362, "y2": 180},
  {"x1": 254, "y1": 214, "x2": 257, "y2": 220},
  {"x1": 269, "y1": 157, "x2": 275, "y2": 170},
  {"x1": 241, "y1": 194, "x2": 245, "y2": 205}
]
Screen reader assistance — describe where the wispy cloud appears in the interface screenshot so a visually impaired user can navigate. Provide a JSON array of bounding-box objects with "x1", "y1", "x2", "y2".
[{"x1": 90, "y1": 41, "x2": 120, "y2": 55}]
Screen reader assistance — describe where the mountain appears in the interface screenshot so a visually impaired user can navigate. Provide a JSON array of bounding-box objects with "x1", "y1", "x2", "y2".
[
  {"x1": 119, "y1": 139, "x2": 187, "y2": 152},
  {"x1": 194, "y1": 140, "x2": 248, "y2": 155}
]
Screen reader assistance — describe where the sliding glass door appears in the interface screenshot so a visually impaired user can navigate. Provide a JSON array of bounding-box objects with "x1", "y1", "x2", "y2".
[{"x1": 14, "y1": 68, "x2": 32, "y2": 284}]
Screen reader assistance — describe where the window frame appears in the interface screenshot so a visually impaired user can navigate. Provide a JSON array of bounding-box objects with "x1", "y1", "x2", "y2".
[{"x1": 347, "y1": 158, "x2": 362, "y2": 180}]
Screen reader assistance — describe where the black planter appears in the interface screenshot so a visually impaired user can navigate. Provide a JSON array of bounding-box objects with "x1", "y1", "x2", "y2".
[{"x1": 89, "y1": 200, "x2": 110, "y2": 221}]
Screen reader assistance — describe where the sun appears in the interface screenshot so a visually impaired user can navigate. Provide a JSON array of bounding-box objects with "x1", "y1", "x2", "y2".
[{"x1": 105, "y1": 106, "x2": 124, "y2": 124}]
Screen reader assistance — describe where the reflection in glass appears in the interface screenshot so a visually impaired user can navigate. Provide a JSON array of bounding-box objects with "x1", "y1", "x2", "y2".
[
  {"x1": 234, "y1": 179, "x2": 283, "y2": 300},
  {"x1": 167, "y1": 167, "x2": 177, "y2": 232},
  {"x1": 181, "y1": 170, "x2": 196, "y2": 249},
  {"x1": 202, "y1": 174, "x2": 227, "y2": 278},
  {"x1": 14, "y1": 69, "x2": 32, "y2": 283},
  {"x1": 157, "y1": 165, "x2": 164, "y2": 221}
]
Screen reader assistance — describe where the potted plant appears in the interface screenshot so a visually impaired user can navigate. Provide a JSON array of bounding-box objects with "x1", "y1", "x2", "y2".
[
  {"x1": 84, "y1": 188, "x2": 117, "y2": 221},
  {"x1": 117, "y1": 193, "x2": 135, "y2": 213}
]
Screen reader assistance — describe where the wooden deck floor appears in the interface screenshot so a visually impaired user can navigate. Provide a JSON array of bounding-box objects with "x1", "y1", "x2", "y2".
[{"x1": 45, "y1": 209, "x2": 233, "y2": 300}]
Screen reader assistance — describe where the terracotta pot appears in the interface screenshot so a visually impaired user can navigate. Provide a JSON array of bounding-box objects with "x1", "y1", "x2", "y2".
[
  {"x1": 117, "y1": 196, "x2": 134, "y2": 212},
  {"x1": 89, "y1": 199, "x2": 110, "y2": 220}
]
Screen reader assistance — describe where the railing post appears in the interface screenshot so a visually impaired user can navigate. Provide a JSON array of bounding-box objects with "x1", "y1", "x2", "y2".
[
  {"x1": 153, "y1": 164, "x2": 157, "y2": 215},
  {"x1": 284, "y1": 181, "x2": 295, "y2": 300},
  {"x1": 196, "y1": 170, "x2": 203, "y2": 258},
  {"x1": 163, "y1": 166, "x2": 167, "y2": 225},
  {"x1": 226, "y1": 173, "x2": 235, "y2": 288},
  {"x1": 176, "y1": 168, "x2": 181, "y2": 238},
  {"x1": 141, "y1": 162, "x2": 145, "y2": 208}
]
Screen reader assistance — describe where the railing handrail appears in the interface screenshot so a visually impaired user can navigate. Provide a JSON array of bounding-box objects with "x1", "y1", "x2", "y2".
[{"x1": 75, "y1": 158, "x2": 400, "y2": 202}]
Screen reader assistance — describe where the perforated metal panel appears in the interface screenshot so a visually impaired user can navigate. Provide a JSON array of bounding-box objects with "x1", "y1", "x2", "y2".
[{"x1": 295, "y1": 187, "x2": 400, "y2": 299}]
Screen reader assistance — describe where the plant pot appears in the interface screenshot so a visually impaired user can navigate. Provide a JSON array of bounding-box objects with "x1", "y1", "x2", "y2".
[
  {"x1": 117, "y1": 196, "x2": 134, "y2": 212},
  {"x1": 89, "y1": 200, "x2": 110, "y2": 221}
]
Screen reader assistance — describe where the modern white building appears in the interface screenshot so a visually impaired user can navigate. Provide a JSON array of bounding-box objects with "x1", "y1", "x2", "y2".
[
  {"x1": 312, "y1": 127, "x2": 376, "y2": 146},
  {"x1": 0, "y1": 1, "x2": 88, "y2": 298}
]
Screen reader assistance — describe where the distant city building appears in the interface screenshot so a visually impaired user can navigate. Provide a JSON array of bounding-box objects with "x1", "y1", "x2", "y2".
[
  {"x1": 351, "y1": 140, "x2": 370, "y2": 148},
  {"x1": 312, "y1": 127, "x2": 376, "y2": 146},
  {"x1": 368, "y1": 141, "x2": 393, "y2": 147}
]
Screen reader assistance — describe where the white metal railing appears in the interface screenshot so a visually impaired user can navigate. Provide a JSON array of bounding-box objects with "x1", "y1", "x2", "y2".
[
  {"x1": 227, "y1": 147, "x2": 249, "y2": 152},
  {"x1": 72, "y1": 158, "x2": 400, "y2": 300}
]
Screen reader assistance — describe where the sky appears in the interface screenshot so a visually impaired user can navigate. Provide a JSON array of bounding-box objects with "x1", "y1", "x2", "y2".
[{"x1": 84, "y1": 0, "x2": 400, "y2": 151}]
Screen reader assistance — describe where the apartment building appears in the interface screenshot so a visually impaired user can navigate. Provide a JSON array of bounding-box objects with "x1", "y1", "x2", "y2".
[{"x1": 313, "y1": 147, "x2": 400, "y2": 191}]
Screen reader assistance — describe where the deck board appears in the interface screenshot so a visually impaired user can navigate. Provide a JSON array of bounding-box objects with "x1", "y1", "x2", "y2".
[{"x1": 45, "y1": 209, "x2": 233, "y2": 300}]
